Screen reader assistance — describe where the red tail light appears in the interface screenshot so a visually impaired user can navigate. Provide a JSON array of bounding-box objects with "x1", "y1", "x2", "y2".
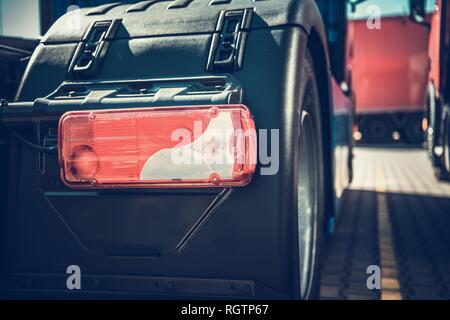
[{"x1": 59, "y1": 105, "x2": 257, "y2": 189}]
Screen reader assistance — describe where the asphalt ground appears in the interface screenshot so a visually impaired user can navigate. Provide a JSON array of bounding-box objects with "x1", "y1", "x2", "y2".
[{"x1": 320, "y1": 147, "x2": 450, "y2": 300}]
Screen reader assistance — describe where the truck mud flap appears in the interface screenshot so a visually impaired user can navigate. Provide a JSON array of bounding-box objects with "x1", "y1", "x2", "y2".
[{"x1": 0, "y1": 76, "x2": 257, "y2": 297}]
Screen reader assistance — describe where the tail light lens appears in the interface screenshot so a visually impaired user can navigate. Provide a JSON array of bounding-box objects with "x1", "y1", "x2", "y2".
[{"x1": 59, "y1": 105, "x2": 256, "y2": 189}]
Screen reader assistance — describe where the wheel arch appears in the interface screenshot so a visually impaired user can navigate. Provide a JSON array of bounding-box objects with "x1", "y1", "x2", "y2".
[{"x1": 307, "y1": 28, "x2": 336, "y2": 225}]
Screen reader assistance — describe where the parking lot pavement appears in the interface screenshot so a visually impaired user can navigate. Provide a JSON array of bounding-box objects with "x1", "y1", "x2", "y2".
[{"x1": 320, "y1": 147, "x2": 450, "y2": 300}]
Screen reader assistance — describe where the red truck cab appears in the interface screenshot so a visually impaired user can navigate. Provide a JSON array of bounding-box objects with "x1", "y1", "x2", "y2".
[{"x1": 352, "y1": 16, "x2": 430, "y2": 144}]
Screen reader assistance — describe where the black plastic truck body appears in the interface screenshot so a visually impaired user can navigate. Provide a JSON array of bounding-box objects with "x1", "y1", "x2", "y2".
[{"x1": 0, "y1": 0, "x2": 354, "y2": 299}]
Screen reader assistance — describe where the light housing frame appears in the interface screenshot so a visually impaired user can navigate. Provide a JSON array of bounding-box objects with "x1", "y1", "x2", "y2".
[{"x1": 58, "y1": 104, "x2": 257, "y2": 189}]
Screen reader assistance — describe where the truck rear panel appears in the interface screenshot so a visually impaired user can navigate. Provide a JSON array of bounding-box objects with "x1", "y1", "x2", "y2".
[{"x1": 0, "y1": 0, "x2": 353, "y2": 299}]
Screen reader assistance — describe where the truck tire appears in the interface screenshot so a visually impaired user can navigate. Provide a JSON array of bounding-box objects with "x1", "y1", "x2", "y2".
[
  {"x1": 348, "y1": 102, "x2": 355, "y2": 184},
  {"x1": 405, "y1": 113, "x2": 424, "y2": 145},
  {"x1": 441, "y1": 111, "x2": 450, "y2": 179},
  {"x1": 425, "y1": 83, "x2": 440, "y2": 165},
  {"x1": 295, "y1": 49, "x2": 325, "y2": 300}
]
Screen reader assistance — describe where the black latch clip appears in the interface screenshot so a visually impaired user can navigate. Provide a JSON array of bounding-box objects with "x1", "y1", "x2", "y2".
[
  {"x1": 207, "y1": 8, "x2": 253, "y2": 72},
  {"x1": 69, "y1": 20, "x2": 121, "y2": 78}
]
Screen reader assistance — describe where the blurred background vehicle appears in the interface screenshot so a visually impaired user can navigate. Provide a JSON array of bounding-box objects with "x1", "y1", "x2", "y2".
[
  {"x1": 349, "y1": 0, "x2": 435, "y2": 145},
  {"x1": 410, "y1": 0, "x2": 450, "y2": 180},
  {"x1": 351, "y1": 16, "x2": 429, "y2": 145}
]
